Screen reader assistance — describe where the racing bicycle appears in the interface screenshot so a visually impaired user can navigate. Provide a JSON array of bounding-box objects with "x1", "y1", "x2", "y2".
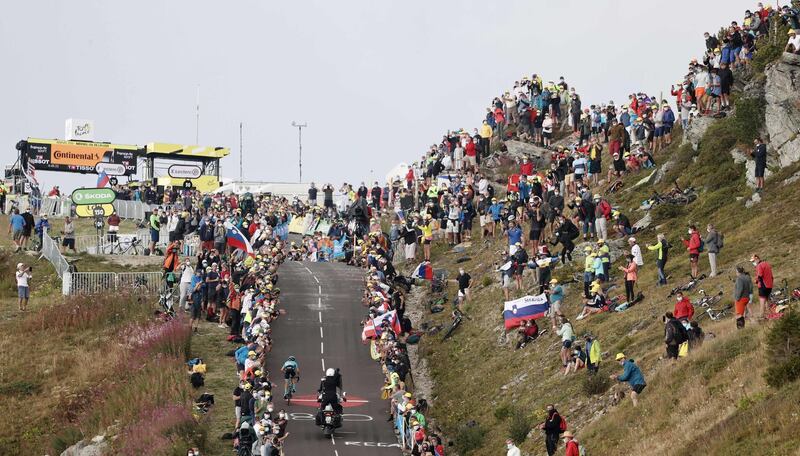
[
  {"x1": 442, "y1": 309, "x2": 468, "y2": 340},
  {"x1": 694, "y1": 289, "x2": 723, "y2": 307},
  {"x1": 667, "y1": 274, "x2": 706, "y2": 298},
  {"x1": 284, "y1": 375, "x2": 298, "y2": 404},
  {"x1": 696, "y1": 304, "x2": 733, "y2": 322}
]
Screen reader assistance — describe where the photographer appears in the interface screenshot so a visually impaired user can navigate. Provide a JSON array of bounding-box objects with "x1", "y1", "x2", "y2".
[{"x1": 16, "y1": 263, "x2": 32, "y2": 312}]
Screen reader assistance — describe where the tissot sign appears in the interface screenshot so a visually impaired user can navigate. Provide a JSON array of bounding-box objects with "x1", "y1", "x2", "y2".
[{"x1": 168, "y1": 164, "x2": 202, "y2": 179}]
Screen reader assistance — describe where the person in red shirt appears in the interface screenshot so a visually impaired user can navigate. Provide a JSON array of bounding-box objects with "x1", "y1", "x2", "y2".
[
  {"x1": 673, "y1": 291, "x2": 695, "y2": 321},
  {"x1": 563, "y1": 431, "x2": 580, "y2": 456},
  {"x1": 520, "y1": 156, "x2": 534, "y2": 176},
  {"x1": 464, "y1": 138, "x2": 478, "y2": 172},
  {"x1": 405, "y1": 168, "x2": 415, "y2": 190},
  {"x1": 751, "y1": 254, "x2": 774, "y2": 319},
  {"x1": 681, "y1": 225, "x2": 702, "y2": 279}
]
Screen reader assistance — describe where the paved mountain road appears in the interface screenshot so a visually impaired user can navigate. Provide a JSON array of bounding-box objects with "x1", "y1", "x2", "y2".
[{"x1": 265, "y1": 261, "x2": 402, "y2": 455}]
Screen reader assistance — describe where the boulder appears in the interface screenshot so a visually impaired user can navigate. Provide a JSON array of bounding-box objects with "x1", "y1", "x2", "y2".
[
  {"x1": 745, "y1": 192, "x2": 762, "y2": 208},
  {"x1": 60, "y1": 436, "x2": 108, "y2": 456},
  {"x1": 504, "y1": 140, "x2": 551, "y2": 162},
  {"x1": 764, "y1": 55, "x2": 800, "y2": 168},
  {"x1": 730, "y1": 147, "x2": 771, "y2": 188},
  {"x1": 784, "y1": 171, "x2": 800, "y2": 186},
  {"x1": 682, "y1": 116, "x2": 716, "y2": 151}
]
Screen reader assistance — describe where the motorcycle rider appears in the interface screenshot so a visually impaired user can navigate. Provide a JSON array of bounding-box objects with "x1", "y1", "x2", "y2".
[{"x1": 318, "y1": 367, "x2": 344, "y2": 414}]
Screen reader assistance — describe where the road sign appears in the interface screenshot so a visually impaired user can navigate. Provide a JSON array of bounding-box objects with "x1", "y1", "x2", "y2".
[
  {"x1": 183, "y1": 179, "x2": 193, "y2": 189},
  {"x1": 75, "y1": 204, "x2": 115, "y2": 218},
  {"x1": 109, "y1": 176, "x2": 118, "y2": 186},
  {"x1": 72, "y1": 188, "x2": 116, "y2": 205}
]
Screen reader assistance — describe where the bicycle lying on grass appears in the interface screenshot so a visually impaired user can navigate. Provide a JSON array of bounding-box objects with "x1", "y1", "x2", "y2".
[
  {"x1": 442, "y1": 309, "x2": 469, "y2": 340},
  {"x1": 667, "y1": 274, "x2": 706, "y2": 298},
  {"x1": 695, "y1": 304, "x2": 733, "y2": 322}
]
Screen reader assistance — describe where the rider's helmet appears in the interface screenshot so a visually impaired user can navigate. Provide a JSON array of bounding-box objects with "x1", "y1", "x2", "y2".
[
  {"x1": 326, "y1": 368, "x2": 335, "y2": 377},
  {"x1": 324, "y1": 404, "x2": 334, "y2": 411},
  {"x1": 288, "y1": 356, "x2": 296, "y2": 361}
]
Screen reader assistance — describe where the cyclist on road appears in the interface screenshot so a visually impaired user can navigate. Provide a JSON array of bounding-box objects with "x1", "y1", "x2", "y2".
[{"x1": 282, "y1": 356, "x2": 300, "y2": 400}]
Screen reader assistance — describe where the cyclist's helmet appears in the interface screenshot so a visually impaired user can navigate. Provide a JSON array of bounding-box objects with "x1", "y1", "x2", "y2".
[
  {"x1": 326, "y1": 368, "x2": 335, "y2": 377},
  {"x1": 288, "y1": 356, "x2": 296, "y2": 361}
]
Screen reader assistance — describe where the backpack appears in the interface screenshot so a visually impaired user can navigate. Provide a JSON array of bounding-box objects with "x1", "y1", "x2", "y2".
[
  {"x1": 190, "y1": 372, "x2": 205, "y2": 388},
  {"x1": 559, "y1": 414, "x2": 568, "y2": 433},
  {"x1": 697, "y1": 239, "x2": 705, "y2": 253},
  {"x1": 718, "y1": 232, "x2": 724, "y2": 249}
]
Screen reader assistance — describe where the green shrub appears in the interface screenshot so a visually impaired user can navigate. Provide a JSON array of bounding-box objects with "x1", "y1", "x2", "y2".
[
  {"x1": 454, "y1": 422, "x2": 486, "y2": 455},
  {"x1": 582, "y1": 373, "x2": 612, "y2": 396},
  {"x1": 751, "y1": 23, "x2": 790, "y2": 74},
  {"x1": 481, "y1": 275, "x2": 493, "y2": 287},
  {"x1": 507, "y1": 407, "x2": 532, "y2": 444},
  {"x1": 494, "y1": 403, "x2": 512, "y2": 421},
  {"x1": 729, "y1": 97, "x2": 766, "y2": 144},
  {"x1": 764, "y1": 310, "x2": 800, "y2": 388}
]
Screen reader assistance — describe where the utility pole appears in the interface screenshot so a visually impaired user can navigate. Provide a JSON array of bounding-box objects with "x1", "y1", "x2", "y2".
[
  {"x1": 291, "y1": 121, "x2": 307, "y2": 183},
  {"x1": 239, "y1": 122, "x2": 243, "y2": 181}
]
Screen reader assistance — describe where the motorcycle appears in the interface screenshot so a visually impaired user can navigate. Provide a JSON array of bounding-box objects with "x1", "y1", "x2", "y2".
[{"x1": 315, "y1": 392, "x2": 346, "y2": 437}]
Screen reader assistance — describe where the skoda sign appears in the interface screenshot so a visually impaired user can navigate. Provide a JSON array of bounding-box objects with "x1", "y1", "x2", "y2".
[
  {"x1": 168, "y1": 164, "x2": 202, "y2": 179},
  {"x1": 71, "y1": 188, "x2": 116, "y2": 205}
]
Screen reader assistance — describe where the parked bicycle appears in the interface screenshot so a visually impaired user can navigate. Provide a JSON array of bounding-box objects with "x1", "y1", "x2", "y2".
[
  {"x1": 667, "y1": 274, "x2": 706, "y2": 298},
  {"x1": 442, "y1": 309, "x2": 468, "y2": 340},
  {"x1": 694, "y1": 289, "x2": 723, "y2": 308},
  {"x1": 107, "y1": 236, "x2": 144, "y2": 255},
  {"x1": 696, "y1": 304, "x2": 733, "y2": 322}
]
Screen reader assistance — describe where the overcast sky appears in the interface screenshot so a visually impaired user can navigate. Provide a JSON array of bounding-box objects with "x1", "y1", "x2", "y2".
[{"x1": 0, "y1": 0, "x2": 755, "y2": 192}]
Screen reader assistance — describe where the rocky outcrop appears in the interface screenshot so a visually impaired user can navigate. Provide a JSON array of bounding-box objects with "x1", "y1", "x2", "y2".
[
  {"x1": 682, "y1": 116, "x2": 716, "y2": 151},
  {"x1": 504, "y1": 140, "x2": 551, "y2": 161},
  {"x1": 60, "y1": 435, "x2": 108, "y2": 456},
  {"x1": 764, "y1": 53, "x2": 800, "y2": 167}
]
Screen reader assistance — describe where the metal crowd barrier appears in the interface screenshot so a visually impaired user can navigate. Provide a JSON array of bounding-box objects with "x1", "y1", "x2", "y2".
[
  {"x1": 41, "y1": 230, "x2": 71, "y2": 278},
  {"x1": 62, "y1": 271, "x2": 162, "y2": 295}
]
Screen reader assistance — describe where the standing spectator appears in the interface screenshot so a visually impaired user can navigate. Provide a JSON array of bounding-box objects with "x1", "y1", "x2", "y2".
[
  {"x1": 629, "y1": 237, "x2": 644, "y2": 267},
  {"x1": 584, "y1": 333, "x2": 601, "y2": 374},
  {"x1": 681, "y1": 225, "x2": 702, "y2": 279},
  {"x1": 20, "y1": 208, "x2": 34, "y2": 251},
  {"x1": 8, "y1": 208, "x2": 25, "y2": 252},
  {"x1": 619, "y1": 254, "x2": 638, "y2": 304},
  {"x1": 455, "y1": 267, "x2": 471, "y2": 310},
  {"x1": 16, "y1": 262, "x2": 32, "y2": 311},
  {"x1": 557, "y1": 317, "x2": 575, "y2": 369},
  {"x1": 734, "y1": 266, "x2": 753, "y2": 329},
  {"x1": 787, "y1": 29, "x2": 800, "y2": 54},
  {"x1": 148, "y1": 209, "x2": 161, "y2": 255},
  {"x1": 610, "y1": 353, "x2": 646, "y2": 407},
  {"x1": 673, "y1": 291, "x2": 695, "y2": 321},
  {"x1": 750, "y1": 137, "x2": 768, "y2": 192},
  {"x1": 751, "y1": 254, "x2": 773, "y2": 320},
  {"x1": 506, "y1": 438, "x2": 521, "y2": 456},
  {"x1": 547, "y1": 279, "x2": 564, "y2": 330},
  {"x1": 308, "y1": 182, "x2": 318, "y2": 207},
  {"x1": 539, "y1": 404, "x2": 564, "y2": 456},
  {"x1": 593, "y1": 194, "x2": 611, "y2": 242},
  {"x1": 563, "y1": 431, "x2": 580, "y2": 456},
  {"x1": 34, "y1": 214, "x2": 50, "y2": 250},
  {"x1": 0, "y1": 183, "x2": 6, "y2": 214},
  {"x1": 647, "y1": 233, "x2": 670, "y2": 285},
  {"x1": 60, "y1": 216, "x2": 76, "y2": 254},
  {"x1": 179, "y1": 258, "x2": 194, "y2": 312},
  {"x1": 704, "y1": 224, "x2": 721, "y2": 277}
]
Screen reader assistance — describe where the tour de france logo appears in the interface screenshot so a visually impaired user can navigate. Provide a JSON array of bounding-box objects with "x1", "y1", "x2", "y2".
[{"x1": 73, "y1": 122, "x2": 92, "y2": 137}]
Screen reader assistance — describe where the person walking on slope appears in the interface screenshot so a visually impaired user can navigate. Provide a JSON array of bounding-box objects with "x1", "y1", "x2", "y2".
[
  {"x1": 734, "y1": 266, "x2": 753, "y2": 329},
  {"x1": 539, "y1": 404, "x2": 564, "y2": 456},
  {"x1": 751, "y1": 254, "x2": 773, "y2": 320},
  {"x1": 681, "y1": 225, "x2": 702, "y2": 279},
  {"x1": 610, "y1": 353, "x2": 646, "y2": 407}
]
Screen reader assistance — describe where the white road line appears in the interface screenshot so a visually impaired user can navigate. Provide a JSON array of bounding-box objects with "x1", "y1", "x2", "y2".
[
  {"x1": 334, "y1": 450, "x2": 339, "y2": 456},
  {"x1": 331, "y1": 433, "x2": 336, "y2": 446},
  {"x1": 320, "y1": 327, "x2": 324, "y2": 338},
  {"x1": 318, "y1": 311, "x2": 322, "y2": 323},
  {"x1": 321, "y1": 358, "x2": 325, "y2": 370},
  {"x1": 318, "y1": 285, "x2": 322, "y2": 294},
  {"x1": 318, "y1": 297, "x2": 322, "y2": 308},
  {"x1": 305, "y1": 267, "x2": 313, "y2": 274},
  {"x1": 314, "y1": 276, "x2": 319, "y2": 284},
  {"x1": 320, "y1": 342, "x2": 324, "y2": 354}
]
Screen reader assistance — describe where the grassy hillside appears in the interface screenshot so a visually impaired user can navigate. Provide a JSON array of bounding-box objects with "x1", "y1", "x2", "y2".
[
  {"x1": 0, "y1": 221, "x2": 205, "y2": 455},
  {"x1": 408, "y1": 62, "x2": 800, "y2": 454}
]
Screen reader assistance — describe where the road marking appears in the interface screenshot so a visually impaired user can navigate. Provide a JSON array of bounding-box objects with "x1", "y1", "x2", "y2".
[
  {"x1": 318, "y1": 285, "x2": 322, "y2": 294},
  {"x1": 318, "y1": 311, "x2": 322, "y2": 323},
  {"x1": 314, "y1": 276, "x2": 319, "y2": 284},
  {"x1": 344, "y1": 441, "x2": 402, "y2": 448},
  {"x1": 334, "y1": 451, "x2": 339, "y2": 456},
  {"x1": 305, "y1": 266, "x2": 313, "y2": 274},
  {"x1": 318, "y1": 297, "x2": 322, "y2": 308},
  {"x1": 331, "y1": 433, "x2": 336, "y2": 446},
  {"x1": 321, "y1": 358, "x2": 325, "y2": 370},
  {"x1": 320, "y1": 341, "x2": 324, "y2": 354},
  {"x1": 320, "y1": 327, "x2": 324, "y2": 338}
]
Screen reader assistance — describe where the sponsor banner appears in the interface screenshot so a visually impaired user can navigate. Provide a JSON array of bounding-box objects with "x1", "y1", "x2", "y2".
[
  {"x1": 75, "y1": 204, "x2": 115, "y2": 217},
  {"x1": 25, "y1": 138, "x2": 141, "y2": 175},
  {"x1": 72, "y1": 188, "x2": 116, "y2": 205},
  {"x1": 95, "y1": 162, "x2": 127, "y2": 176},
  {"x1": 168, "y1": 164, "x2": 202, "y2": 179}
]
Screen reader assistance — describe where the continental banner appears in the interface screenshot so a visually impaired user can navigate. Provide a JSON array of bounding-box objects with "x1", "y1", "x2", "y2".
[{"x1": 25, "y1": 138, "x2": 142, "y2": 175}]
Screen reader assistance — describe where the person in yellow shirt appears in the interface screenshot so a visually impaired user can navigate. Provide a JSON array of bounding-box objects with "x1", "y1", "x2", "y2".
[{"x1": 419, "y1": 215, "x2": 433, "y2": 261}]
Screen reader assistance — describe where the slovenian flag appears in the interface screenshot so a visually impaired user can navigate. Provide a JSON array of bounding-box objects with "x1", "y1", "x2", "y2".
[
  {"x1": 96, "y1": 170, "x2": 110, "y2": 188},
  {"x1": 412, "y1": 261, "x2": 434, "y2": 280},
  {"x1": 224, "y1": 221, "x2": 255, "y2": 258},
  {"x1": 503, "y1": 294, "x2": 550, "y2": 330},
  {"x1": 361, "y1": 310, "x2": 402, "y2": 342}
]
